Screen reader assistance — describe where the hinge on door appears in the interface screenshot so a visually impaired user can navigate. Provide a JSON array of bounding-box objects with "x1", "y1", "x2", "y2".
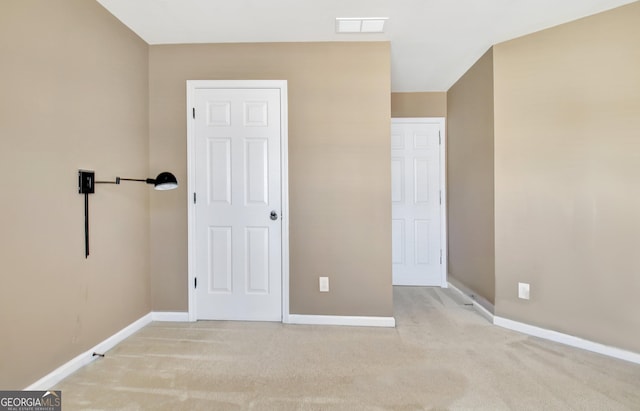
[
  {"x1": 439, "y1": 190, "x2": 442, "y2": 205},
  {"x1": 440, "y1": 250, "x2": 442, "y2": 264},
  {"x1": 193, "y1": 192, "x2": 197, "y2": 204},
  {"x1": 439, "y1": 130, "x2": 441, "y2": 145},
  {"x1": 192, "y1": 108, "x2": 195, "y2": 119},
  {"x1": 194, "y1": 277, "x2": 197, "y2": 289}
]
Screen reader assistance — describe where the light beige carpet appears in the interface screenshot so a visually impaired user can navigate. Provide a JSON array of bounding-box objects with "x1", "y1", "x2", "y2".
[{"x1": 56, "y1": 287, "x2": 640, "y2": 410}]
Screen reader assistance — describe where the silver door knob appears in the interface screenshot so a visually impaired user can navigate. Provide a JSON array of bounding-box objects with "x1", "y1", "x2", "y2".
[{"x1": 270, "y1": 210, "x2": 278, "y2": 221}]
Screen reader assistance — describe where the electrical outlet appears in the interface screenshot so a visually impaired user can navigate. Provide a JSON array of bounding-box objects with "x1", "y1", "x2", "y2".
[
  {"x1": 319, "y1": 277, "x2": 329, "y2": 292},
  {"x1": 518, "y1": 282, "x2": 530, "y2": 300}
]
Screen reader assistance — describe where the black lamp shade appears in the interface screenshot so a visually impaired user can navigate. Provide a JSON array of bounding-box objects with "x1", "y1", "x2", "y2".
[{"x1": 152, "y1": 172, "x2": 178, "y2": 190}]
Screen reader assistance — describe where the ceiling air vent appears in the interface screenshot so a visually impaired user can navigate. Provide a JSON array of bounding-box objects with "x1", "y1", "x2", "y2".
[{"x1": 336, "y1": 18, "x2": 388, "y2": 33}]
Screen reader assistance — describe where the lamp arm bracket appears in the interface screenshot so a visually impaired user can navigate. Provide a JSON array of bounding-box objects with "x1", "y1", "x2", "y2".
[
  {"x1": 118, "y1": 177, "x2": 149, "y2": 183},
  {"x1": 94, "y1": 178, "x2": 120, "y2": 185}
]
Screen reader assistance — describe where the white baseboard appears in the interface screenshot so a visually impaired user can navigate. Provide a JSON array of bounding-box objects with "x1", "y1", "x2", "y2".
[
  {"x1": 446, "y1": 279, "x2": 640, "y2": 365},
  {"x1": 287, "y1": 314, "x2": 396, "y2": 328},
  {"x1": 29, "y1": 306, "x2": 638, "y2": 391},
  {"x1": 447, "y1": 280, "x2": 495, "y2": 323},
  {"x1": 151, "y1": 312, "x2": 190, "y2": 322},
  {"x1": 25, "y1": 313, "x2": 153, "y2": 390},
  {"x1": 494, "y1": 316, "x2": 640, "y2": 365}
]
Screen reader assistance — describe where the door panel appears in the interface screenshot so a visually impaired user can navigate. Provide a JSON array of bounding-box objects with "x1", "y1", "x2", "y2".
[
  {"x1": 392, "y1": 120, "x2": 444, "y2": 286},
  {"x1": 208, "y1": 138, "x2": 231, "y2": 204},
  {"x1": 245, "y1": 139, "x2": 269, "y2": 205},
  {"x1": 195, "y1": 88, "x2": 282, "y2": 320},
  {"x1": 208, "y1": 226, "x2": 232, "y2": 293},
  {"x1": 245, "y1": 226, "x2": 269, "y2": 294}
]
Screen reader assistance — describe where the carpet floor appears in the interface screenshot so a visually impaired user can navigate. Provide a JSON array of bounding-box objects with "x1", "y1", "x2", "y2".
[{"x1": 55, "y1": 287, "x2": 640, "y2": 410}]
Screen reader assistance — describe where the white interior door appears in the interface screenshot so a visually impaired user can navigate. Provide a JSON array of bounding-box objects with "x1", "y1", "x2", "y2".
[
  {"x1": 193, "y1": 86, "x2": 282, "y2": 321},
  {"x1": 391, "y1": 118, "x2": 446, "y2": 286}
]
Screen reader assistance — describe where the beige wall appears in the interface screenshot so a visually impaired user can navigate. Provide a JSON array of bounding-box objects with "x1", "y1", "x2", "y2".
[
  {"x1": 494, "y1": 2, "x2": 640, "y2": 352},
  {"x1": 391, "y1": 92, "x2": 447, "y2": 117},
  {"x1": 5, "y1": 0, "x2": 635, "y2": 390},
  {"x1": 0, "y1": 0, "x2": 149, "y2": 388},
  {"x1": 446, "y1": 48, "x2": 496, "y2": 304},
  {"x1": 149, "y1": 42, "x2": 393, "y2": 316}
]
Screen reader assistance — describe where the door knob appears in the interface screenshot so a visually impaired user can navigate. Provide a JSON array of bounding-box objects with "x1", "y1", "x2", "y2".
[{"x1": 270, "y1": 210, "x2": 278, "y2": 221}]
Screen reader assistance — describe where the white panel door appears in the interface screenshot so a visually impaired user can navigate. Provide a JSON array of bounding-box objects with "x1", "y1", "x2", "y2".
[
  {"x1": 391, "y1": 119, "x2": 445, "y2": 286},
  {"x1": 194, "y1": 88, "x2": 282, "y2": 320}
]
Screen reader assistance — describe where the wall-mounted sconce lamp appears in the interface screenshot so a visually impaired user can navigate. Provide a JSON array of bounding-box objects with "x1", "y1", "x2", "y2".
[{"x1": 78, "y1": 170, "x2": 178, "y2": 258}]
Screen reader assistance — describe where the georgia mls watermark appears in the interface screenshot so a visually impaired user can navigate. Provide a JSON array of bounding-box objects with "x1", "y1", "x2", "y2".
[{"x1": 0, "y1": 391, "x2": 61, "y2": 411}]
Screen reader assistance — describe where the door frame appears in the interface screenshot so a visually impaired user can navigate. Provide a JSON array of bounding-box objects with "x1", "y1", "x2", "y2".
[
  {"x1": 391, "y1": 117, "x2": 448, "y2": 287},
  {"x1": 186, "y1": 80, "x2": 290, "y2": 322}
]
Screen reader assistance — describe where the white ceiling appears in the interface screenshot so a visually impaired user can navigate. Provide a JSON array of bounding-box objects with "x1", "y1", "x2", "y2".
[{"x1": 96, "y1": 0, "x2": 636, "y2": 92}]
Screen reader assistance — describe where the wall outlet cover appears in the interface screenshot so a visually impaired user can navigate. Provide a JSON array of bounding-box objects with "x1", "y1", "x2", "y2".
[
  {"x1": 319, "y1": 277, "x2": 329, "y2": 292},
  {"x1": 518, "y1": 282, "x2": 530, "y2": 300}
]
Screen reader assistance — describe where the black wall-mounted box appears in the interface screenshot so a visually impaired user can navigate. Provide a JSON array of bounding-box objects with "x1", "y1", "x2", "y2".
[{"x1": 78, "y1": 170, "x2": 95, "y2": 194}]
